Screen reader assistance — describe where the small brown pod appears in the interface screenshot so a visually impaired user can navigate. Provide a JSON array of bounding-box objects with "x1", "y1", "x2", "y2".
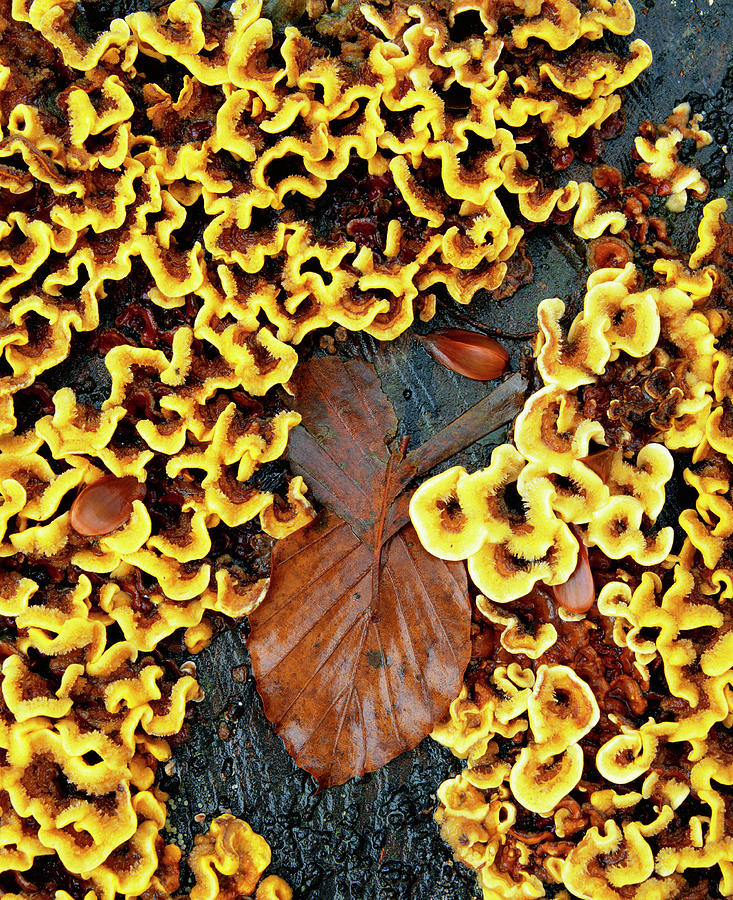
[
  {"x1": 70, "y1": 474, "x2": 146, "y2": 537},
  {"x1": 553, "y1": 527, "x2": 595, "y2": 614},
  {"x1": 418, "y1": 328, "x2": 509, "y2": 381}
]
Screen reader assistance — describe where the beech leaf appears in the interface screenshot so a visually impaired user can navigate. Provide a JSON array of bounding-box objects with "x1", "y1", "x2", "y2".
[
  {"x1": 249, "y1": 510, "x2": 468, "y2": 786},
  {"x1": 248, "y1": 356, "x2": 528, "y2": 787}
]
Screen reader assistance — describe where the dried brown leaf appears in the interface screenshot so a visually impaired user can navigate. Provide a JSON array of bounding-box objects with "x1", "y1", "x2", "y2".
[
  {"x1": 249, "y1": 510, "x2": 468, "y2": 786},
  {"x1": 248, "y1": 357, "x2": 528, "y2": 786}
]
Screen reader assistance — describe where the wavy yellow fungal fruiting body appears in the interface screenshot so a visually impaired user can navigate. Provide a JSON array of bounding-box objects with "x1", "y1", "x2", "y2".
[
  {"x1": 188, "y1": 813, "x2": 272, "y2": 900},
  {"x1": 508, "y1": 665, "x2": 598, "y2": 816},
  {"x1": 0, "y1": 0, "x2": 690, "y2": 894},
  {"x1": 421, "y1": 196, "x2": 733, "y2": 900}
]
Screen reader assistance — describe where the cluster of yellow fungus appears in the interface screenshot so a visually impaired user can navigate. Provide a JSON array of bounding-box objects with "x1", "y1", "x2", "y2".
[
  {"x1": 0, "y1": 555, "x2": 292, "y2": 896},
  {"x1": 0, "y1": 0, "x2": 675, "y2": 891},
  {"x1": 410, "y1": 362, "x2": 675, "y2": 602},
  {"x1": 634, "y1": 103, "x2": 712, "y2": 213},
  {"x1": 0, "y1": 0, "x2": 652, "y2": 376},
  {"x1": 414, "y1": 191, "x2": 733, "y2": 898},
  {"x1": 0, "y1": 809, "x2": 291, "y2": 899},
  {"x1": 187, "y1": 814, "x2": 292, "y2": 900}
]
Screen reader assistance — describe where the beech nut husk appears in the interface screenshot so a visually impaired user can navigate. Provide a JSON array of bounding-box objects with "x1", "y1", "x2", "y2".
[
  {"x1": 70, "y1": 474, "x2": 146, "y2": 537},
  {"x1": 418, "y1": 329, "x2": 509, "y2": 381}
]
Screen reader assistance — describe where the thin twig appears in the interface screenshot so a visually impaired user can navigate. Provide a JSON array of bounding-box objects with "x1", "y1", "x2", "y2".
[
  {"x1": 437, "y1": 302, "x2": 537, "y2": 341},
  {"x1": 400, "y1": 371, "x2": 530, "y2": 481}
]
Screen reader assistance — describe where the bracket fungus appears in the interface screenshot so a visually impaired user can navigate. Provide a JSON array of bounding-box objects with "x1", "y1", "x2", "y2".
[
  {"x1": 415, "y1": 116, "x2": 733, "y2": 899},
  {"x1": 0, "y1": 0, "x2": 729, "y2": 895}
]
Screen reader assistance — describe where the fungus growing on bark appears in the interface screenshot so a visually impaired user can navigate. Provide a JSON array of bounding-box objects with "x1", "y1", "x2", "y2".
[
  {"x1": 0, "y1": 0, "x2": 726, "y2": 895},
  {"x1": 422, "y1": 194, "x2": 733, "y2": 899}
]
